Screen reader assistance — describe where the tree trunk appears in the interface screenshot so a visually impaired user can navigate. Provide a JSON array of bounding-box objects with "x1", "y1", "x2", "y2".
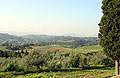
[
  {"x1": 115, "y1": 60, "x2": 119, "y2": 76},
  {"x1": 36, "y1": 65, "x2": 40, "y2": 70}
]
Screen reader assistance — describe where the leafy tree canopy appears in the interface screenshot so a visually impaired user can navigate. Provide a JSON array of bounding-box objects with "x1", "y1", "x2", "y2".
[{"x1": 99, "y1": 0, "x2": 120, "y2": 60}]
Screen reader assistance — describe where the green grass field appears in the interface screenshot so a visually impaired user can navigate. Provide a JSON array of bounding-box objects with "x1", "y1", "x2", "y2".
[
  {"x1": 0, "y1": 67, "x2": 115, "y2": 78},
  {"x1": 73, "y1": 45, "x2": 102, "y2": 53},
  {"x1": 0, "y1": 46, "x2": 7, "y2": 50}
]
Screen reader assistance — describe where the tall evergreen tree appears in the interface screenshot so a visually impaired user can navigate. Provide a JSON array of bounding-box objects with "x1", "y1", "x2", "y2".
[
  {"x1": 17, "y1": 51, "x2": 22, "y2": 58},
  {"x1": 25, "y1": 50, "x2": 29, "y2": 55},
  {"x1": 4, "y1": 51, "x2": 8, "y2": 58},
  {"x1": 99, "y1": 0, "x2": 120, "y2": 76},
  {"x1": 21, "y1": 49, "x2": 24, "y2": 53},
  {"x1": 0, "y1": 50, "x2": 3, "y2": 57}
]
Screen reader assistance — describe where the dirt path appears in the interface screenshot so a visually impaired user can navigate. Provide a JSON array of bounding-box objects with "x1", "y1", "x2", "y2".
[{"x1": 112, "y1": 75, "x2": 120, "y2": 78}]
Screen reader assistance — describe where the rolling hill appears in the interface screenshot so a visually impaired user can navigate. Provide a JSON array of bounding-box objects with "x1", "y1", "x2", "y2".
[{"x1": 0, "y1": 33, "x2": 99, "y2": 46}]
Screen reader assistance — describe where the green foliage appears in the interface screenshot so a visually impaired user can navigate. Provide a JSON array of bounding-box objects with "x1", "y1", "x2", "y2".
[
  {"x1": 47, "y1": 54, "x2": 71, "y2": 68},
  {"x1": 2, "y1": 63, "x2": 24, "y2": 72},
  {"x1": 22, "y1": 53, "x2": 49, "y2": 70},
  {"x1": 69, "y1": 52, "x2": 87, "y2": 67},
  {"x1": 0, "y1": 50, "x2": 23, "y2": 58},
  {"x1": 0, "y1": 57, "x2": 21, "y2": 69},
  {"x1": 48, "y1": 55, "x2": 63, "y2": 68},
  {"x1": 0, "y1": 45, "x2": 116, "y2": 78},
  {"x1": 0, "y1": 45, "x2": 113, "y2": 71},
  {"x1": 99, "y1": 0, "x2": 120, "y2": 60},
  {"x1": 86, "y1": 52, "x2": 107, "y2": 65},
  {"x1": 100, "y1": 58, "x2": 114, "y2": 67}
]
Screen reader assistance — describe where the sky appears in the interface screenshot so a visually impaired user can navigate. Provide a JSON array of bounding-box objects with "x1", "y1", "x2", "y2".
[{"x1": 0, "y1": 0, "x2": 103, "y2": 37}]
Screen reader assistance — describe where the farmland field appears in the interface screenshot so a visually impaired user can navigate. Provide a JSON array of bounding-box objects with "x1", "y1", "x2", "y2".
[
  {"x1": 32, "y1": 45, "x2": 70, "y2": 51},
  {"x1": 31, "y1": 45, "x2": 71, "y2": 54},
  {"x1": 30, "y1": 45, "x2": 102, "y2": 54}
]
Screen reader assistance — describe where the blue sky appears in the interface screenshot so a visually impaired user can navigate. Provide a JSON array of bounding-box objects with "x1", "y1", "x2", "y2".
[{"x1": 0, "y1": 0, "x2": 103, "y2": 37}]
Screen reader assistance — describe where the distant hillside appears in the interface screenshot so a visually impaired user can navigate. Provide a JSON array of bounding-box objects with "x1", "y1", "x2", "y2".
[
  {"x1": 22, "y1": 35, "x2": 99, "y2": 45},
  {"x1": 62, "y1": 33, "x2": 85, "y2": 37},
  {"x1": 23, "y1": 35, "x2": 60, "y2": 41},
  {"x1": 0, "y1": 33, "x2": 99, "y2": 46},
  {"x1": 0, "y1": 33, "x2": 23, "y2": 41},
  {"x1": 0, "y1": 33, "x2": 25, "y2": 45}
]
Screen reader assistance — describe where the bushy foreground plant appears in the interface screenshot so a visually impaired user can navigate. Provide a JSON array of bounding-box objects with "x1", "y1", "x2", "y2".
[
  {"x1": 22, "y1": 52, "x2": 49, "y2": 70},
  {"x1": 2, "y1": 63, "x2": 24, "y2": 72},
  {"x1": 0, "y1": 57, "x2": 21, "y2": 69},
  {"x1": 48, "y1": 55, "x2": 71, "y2": 68},
  {"x1": 0, "y1": 51, "x2": 114, "y2": 72},
  {"x1": 100, "y1": 58, "x2": 114, "y2": 67}
]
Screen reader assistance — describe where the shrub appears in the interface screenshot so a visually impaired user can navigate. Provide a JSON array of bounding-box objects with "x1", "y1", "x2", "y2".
[
  {"x1": 22, "y1": 53, "x2": 49, "y2": 71},
  {"x1": 86, "y1": 52, "x2": 107, "y2": 65},
  {"x1": 100, "y1": 58, "x2": 114, "y2": 67},
  {"x1": 2, "y1": 63, "x2": 24, "y2": 72},
  {"x1": 69, "y1": 52, "x2": 87, "y2": 68},
  {"x1": 47, "y1": 55, "x2": 62, "y2": 68}
]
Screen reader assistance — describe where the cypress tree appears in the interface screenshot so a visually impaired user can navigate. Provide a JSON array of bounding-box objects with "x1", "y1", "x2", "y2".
[
  {"x1": 21, "y1": 49, "x2": 24, "y2": 54},
  {"x1": 99, "y1": 0, "x2": 120, "y2": 76},
  {"x1": 17, "y1": 51, "x2": 22, "y2": 58},
  {"x1": 25, "y1": 50, "x2": 29, "y2": 55}
]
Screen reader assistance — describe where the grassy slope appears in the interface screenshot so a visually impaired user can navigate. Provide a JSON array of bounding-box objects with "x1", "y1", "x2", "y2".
[{"x1": 73, "y1": 45, "x2": 102, "y2": 53}]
